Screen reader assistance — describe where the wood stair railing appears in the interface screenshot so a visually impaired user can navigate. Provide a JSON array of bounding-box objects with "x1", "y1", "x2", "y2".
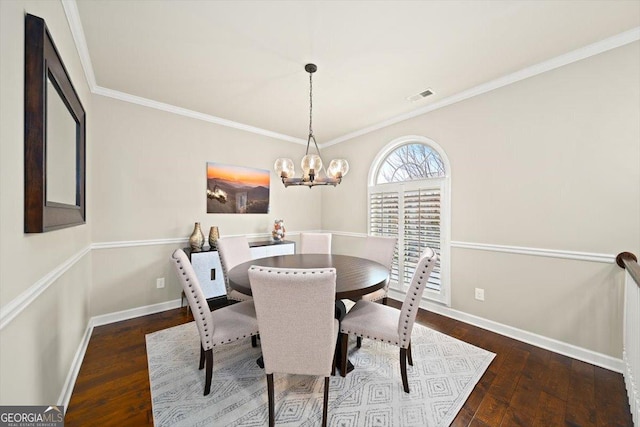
[{"x1": 617, "y1": 251, "x2": 640, "y2": 426}]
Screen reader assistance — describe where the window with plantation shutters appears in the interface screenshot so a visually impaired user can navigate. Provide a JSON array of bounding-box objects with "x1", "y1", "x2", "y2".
[
  {"x1": 369, "y1": 137, "x2": 450, "y2": 305},
  {"x1": 369, "y1": 191, "x2": 400, "y2": 283},
  {"x1": 403, "y1": 187, "x2": 442, "y2": 291}
]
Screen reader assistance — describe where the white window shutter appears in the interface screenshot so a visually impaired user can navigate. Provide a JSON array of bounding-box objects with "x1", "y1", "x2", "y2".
[
  {"x1": 403, "y1": 187, "x2": 442, "y2": 291},
  {"x1": 369, "y1": 190, "x2": 400, "y2": 283}
]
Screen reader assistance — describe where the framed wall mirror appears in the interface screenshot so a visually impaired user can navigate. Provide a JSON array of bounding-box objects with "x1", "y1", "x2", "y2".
[{"x1": 24, "y1": 13, "x2": 86, "y2": 233}]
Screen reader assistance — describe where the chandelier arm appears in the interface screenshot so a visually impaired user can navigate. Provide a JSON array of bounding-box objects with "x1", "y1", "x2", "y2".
[{"x1": 310, "y1": 134, "x2": 324, "y2": 162}]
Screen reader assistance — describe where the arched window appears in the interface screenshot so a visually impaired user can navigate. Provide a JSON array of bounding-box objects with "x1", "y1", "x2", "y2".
[
  {"x1": 368, "y1": 136, "x2": 450, "y2": 305},
  {"x1": 376, "y1": 143, "x2": 446, "y2": 183}
]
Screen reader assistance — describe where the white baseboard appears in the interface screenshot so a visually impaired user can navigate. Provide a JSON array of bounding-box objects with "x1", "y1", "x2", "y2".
[
  {"x1": 58, "y1": 321, "x2": 93, "y2": 411},
  {"x1": 91, "y1": 299, "x2": 183, "y2": 327},
  {"x1": 58, "y1": 299, "x2": 184, "y2": 410},
  {"x1": 387, "y1": 289, "x2": 624, "y2": 373}
]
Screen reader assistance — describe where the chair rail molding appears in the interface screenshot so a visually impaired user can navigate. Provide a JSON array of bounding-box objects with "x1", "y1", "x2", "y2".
[
  {"x1": 90, "y1": 232, "x2": 298, "y2": 250},
  {"x1": 451, "y1": 241, "x2": 615, "y2": 263},
  {"x1": 0, "y1": 245, "x2": 91, "y2": 330},
  {"x1": 91, "y1": 237, "x2": 189, "y2": 250},
  {"x1": 329, "y1": 232, "x2": 615, "y2": 264},
  {"x1": 324, "y1": 230, "x2": 368, "y2": 239},
  {"x1": 3, "y1": 234, "x2": 616, "y2": 331}
]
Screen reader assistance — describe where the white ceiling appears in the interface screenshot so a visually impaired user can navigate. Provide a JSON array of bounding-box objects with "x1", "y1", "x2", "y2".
[{"x1": 74, "y1": 0, "x2": 640, "y2": 145}]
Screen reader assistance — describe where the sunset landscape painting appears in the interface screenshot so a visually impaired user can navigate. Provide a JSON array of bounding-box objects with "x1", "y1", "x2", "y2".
[{"x1": 206, "y1": 162, "x2": 270, "y2": 214}]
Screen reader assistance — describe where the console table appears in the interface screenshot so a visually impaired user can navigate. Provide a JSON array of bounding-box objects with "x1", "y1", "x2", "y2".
[{"x1": 183, "y1": 240, "x2": 295, "y2": 300}]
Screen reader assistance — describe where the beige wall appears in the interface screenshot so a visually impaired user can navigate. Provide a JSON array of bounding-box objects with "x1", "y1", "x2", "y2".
[
  {"x1": 322, "y1": 42, "x2": 640, "y2": 357},
  {"x1": 88, "y1": 96, "x2": 321, "y2": 316},
  {"x1": 0, "y1": 0, "x2": 93, "y2": 404},
  {"x1": 1, "y1": 0, "x2": 638, "y2": 407}
]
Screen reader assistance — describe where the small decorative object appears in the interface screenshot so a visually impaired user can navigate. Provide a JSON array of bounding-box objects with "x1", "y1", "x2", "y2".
[
  {"x1": 272, "y1": 219, "x2": 285, "y2": 242},
  {"x1": 189, "y1": 222, "x2": 205, "y2": 251},
  {"x1": 208, "y1": 226, "x2": 220, "y2": 249}
]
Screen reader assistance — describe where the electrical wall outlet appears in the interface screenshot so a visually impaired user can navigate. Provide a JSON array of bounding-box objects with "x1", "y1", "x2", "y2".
[
  {"x1": 156, "y1": 278, "x2": 165, "y2": 289},
  {"x1": 474, "y1": 288, "x2": 485, "y2": 301}
]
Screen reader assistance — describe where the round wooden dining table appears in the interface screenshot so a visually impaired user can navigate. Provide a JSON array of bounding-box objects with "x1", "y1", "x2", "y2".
[{"x1": 227, "y1": 253, "x2": 390, "y2": 300}]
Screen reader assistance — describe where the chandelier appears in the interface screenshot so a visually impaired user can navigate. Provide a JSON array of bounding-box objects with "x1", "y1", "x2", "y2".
[{"x1": 274, "y1": 64, "x2": 349, "y2": 187}]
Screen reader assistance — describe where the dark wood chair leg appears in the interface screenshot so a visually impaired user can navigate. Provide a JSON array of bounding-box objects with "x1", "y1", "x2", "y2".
[
  {"x1": 199, "y1": 344, "x2": 205, "y2": 370},
  {"x1": 340, "y1": 333, "x2": 349, "y2": 377},
  {"x1": 251, "y1": 335, "x2": 258, "y2": 348},
  {"x1": 400, "y1": 347, "x2": 409, "y2": 393},
  {"x1": 407, "y1": 342, "x2": 413, "y2": 366},
  {"x1": 322, "y1": 376, "x2": 329, "y2": 427},
  {"x1": 267, "y1": 373, "x2": 275, "y2": 427},
  {"x1": 331, "y1": 347, "x2": 336, "y2": 376},
  {"x1": 382, "y1": 296, "x2": 388, "y2": 305},
  {"x1": 356, "y1": 336, "x2": 362, "y2": 348},
  {"x1": 204, "y1": 349, "x2": 213, "y2": 395}
]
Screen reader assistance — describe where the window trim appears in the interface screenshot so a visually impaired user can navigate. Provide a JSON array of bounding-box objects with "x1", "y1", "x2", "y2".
[{"x1": 368, "y1": 135, "x2": 451, "y2": 306}]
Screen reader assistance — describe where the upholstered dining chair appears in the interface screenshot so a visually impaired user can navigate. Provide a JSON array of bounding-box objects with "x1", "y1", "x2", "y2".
[
  {"x1": 170, "y1": 249, "x2": 260, "y2": 396},
  {"x1": 299, "y1": 232, "x2": 332, "y2": 254},
  {"x1": 339, "y1": 247, "x2": 438, "y2": 393},
  {"x1": 359, "y1": 235, "x2": 397, "y2": 305},
  {"x1": 217, "y1": 236, "x2": 253, "y2": 302},
  {"x1": 354, "y1": 235, "x2": 398, "y2": 348},
  {"x1": 248, "y1": 266, "x2": 338, "y2": 427}
]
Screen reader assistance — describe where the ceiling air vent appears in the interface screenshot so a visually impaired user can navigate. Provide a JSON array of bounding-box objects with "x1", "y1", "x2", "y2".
[{"x1": 407, "y1": 88, "x2": 434, "y2": 102}]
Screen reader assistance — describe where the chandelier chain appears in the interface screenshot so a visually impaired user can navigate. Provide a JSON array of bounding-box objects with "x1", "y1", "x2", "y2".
[{"x1": 308, "y1": 71, "x2": 313, "y2": 138}]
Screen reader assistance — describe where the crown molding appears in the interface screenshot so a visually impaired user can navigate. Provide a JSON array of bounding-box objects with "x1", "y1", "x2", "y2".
[
  {"x1": 61, "y1": 0, "x2": 97, "y2": 90},
  {"x1": 62, "y1": 0, "x2": 639, "y2": 148},
  {"x1": 61, "y1": 0, "x2": 306, "y2": 145},
  {"x1": 322, "y1": 26, "x2": 640, "y2": 148},
  {"x1": 92, "y1": 86, "x2": 307, "y2": 145}
]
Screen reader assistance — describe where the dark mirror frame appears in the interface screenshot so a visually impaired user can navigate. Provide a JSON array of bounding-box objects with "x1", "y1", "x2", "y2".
[{"x1": 24, "y1": 13, "x2": 86, "y2": 233}]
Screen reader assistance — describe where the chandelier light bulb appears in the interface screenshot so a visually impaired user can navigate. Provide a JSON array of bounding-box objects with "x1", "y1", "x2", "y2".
[
  {"x1": 274, "y1": 158, "x2": 295, "y2": 178},
  {"x1": 301, "y1": 154, "x2": 323, "y2": 177},
  {"x1": 327, "y1": 159, "x2": 350, "y2": 179}
]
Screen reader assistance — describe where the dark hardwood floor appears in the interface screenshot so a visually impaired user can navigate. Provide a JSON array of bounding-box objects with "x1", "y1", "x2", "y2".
[{"x1": 65, "y1": 299, "x2": 633, "y2": 426}]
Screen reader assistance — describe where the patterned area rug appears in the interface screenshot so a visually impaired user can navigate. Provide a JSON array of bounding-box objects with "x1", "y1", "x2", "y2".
[{"x1": 146, "y1": 322, "x2": 494, "y2": 426}]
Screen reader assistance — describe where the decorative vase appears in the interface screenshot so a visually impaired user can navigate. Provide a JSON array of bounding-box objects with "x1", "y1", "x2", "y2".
[
  {"x1": 272, "y1": 219, "x2": 285, "y2": 242},
  {"x1": 208, "y1": 226, "x2": 220, "y2": 249},
  {"x1": 189, "y1": 222, "x2": 205, "y2": 251}
]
